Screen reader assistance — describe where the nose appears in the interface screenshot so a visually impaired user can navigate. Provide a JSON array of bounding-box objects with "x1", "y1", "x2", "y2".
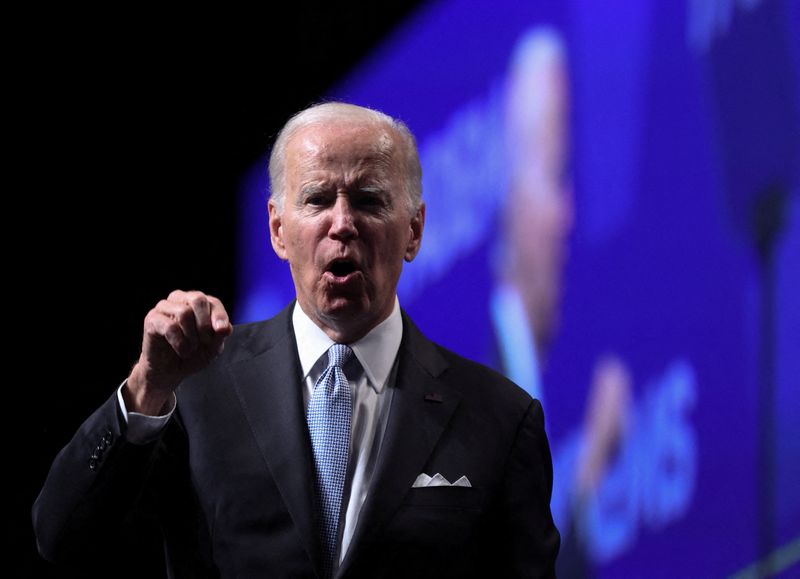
[{"x1": 328, "y1": 194, "x2": 358, "y2": 240}]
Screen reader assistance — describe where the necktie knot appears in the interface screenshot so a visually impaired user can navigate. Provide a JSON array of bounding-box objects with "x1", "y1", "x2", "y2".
[{"x1": 327, "y1": 343, "x2": 353, "y2": 370}]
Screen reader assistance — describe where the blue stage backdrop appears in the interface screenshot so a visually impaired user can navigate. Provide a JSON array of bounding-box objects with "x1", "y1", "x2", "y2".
[{"x1": 236, "y1": 0, "x2": 799, "y2": 577}]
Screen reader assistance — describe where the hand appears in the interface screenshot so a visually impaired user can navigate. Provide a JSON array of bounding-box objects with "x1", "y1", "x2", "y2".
[
  {"x1": 124, "y1": 290, "x2": 233, "y2": 415},
  {"x1": 576, "y1": 355, "x2": 632, "y2": 497}
]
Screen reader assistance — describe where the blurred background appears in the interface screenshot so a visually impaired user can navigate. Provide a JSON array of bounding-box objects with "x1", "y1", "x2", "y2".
[{"x1": 17, "y1": 0, "x2": 798, "y2": 577}]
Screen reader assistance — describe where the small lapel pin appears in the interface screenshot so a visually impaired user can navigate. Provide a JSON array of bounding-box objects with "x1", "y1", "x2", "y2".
[{"x1": 424, "y1": 393, "x2": 443, "y2": 403}]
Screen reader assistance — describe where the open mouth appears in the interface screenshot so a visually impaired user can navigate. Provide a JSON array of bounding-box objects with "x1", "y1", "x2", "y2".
[{"x1": 326, "y1": 258, "x2": 360, "y2": 280}]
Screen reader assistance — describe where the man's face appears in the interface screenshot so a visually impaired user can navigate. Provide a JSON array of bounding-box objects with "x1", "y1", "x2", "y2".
[
  {"x1": 506, "y1": 56, "x2": 573, "y2": 350},
  {"x1": 268, "y1": 120, "x2": 424, "y2": 342}
]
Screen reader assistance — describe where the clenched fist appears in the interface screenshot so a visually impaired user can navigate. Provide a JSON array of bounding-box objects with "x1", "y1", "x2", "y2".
[{"x1": 124, "y1": 290, "x2": 233, "y2": 415}]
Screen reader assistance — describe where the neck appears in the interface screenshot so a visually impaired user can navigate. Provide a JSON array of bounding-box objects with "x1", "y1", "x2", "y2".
[
  {"x1": 317, "y1": 319, "x2": 375, "y2": 344},
  {"x1": 301, "y1": 302, "x2": 396, "y2": 345}
]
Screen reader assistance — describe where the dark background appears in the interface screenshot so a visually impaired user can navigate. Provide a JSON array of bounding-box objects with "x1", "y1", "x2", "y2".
[{"x1": 15, "y1": 4, "x2": 425, "y2": 576}]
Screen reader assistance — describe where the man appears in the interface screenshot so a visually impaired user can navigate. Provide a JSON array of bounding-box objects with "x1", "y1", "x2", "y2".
[
  {"x1": 33, "y1": 102, "x2": 560, "y2": 578},
  {"x1": 493, "y1": 29, "x2": 631, "y2": 578},
  {"x1": 493, "y1": 27, "x2": 575, "y2": 401}
]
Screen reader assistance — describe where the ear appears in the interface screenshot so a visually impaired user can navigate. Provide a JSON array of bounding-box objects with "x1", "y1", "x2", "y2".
[
  {"x1": 404, "y1": 202, "x2": 425, "y2": 262},
  {"x1": 268, "y1": 199, "x2": 288, "y2": 260}
]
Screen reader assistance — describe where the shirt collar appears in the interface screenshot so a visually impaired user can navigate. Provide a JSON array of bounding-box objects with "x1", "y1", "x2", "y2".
[
  {"x1": 292, "y1": 297, "x2": 403, "y2": 394},
  {"x1": 490, "y1": 283, "x2": 543, "y2": 403}
]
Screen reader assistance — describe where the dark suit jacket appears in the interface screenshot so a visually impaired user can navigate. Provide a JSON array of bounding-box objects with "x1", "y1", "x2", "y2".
[{"x1": 33, "y1": 304, "x2": 560, "y2": 578}]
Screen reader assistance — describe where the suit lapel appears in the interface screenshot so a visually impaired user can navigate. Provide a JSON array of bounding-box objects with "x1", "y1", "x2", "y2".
[
  {"x1": 338, "y1": 312, "x2": 460, "y2": 575},
  {"x1": 226, "y1": 305, "x2": 323, "y2": 574}
]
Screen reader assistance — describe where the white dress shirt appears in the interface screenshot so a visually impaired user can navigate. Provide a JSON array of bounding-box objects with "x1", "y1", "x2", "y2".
[{"x1": 118, "y1": 297, "x2": 403, "y2": 568}]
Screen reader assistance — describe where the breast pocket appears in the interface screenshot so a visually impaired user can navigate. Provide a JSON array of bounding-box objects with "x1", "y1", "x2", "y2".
[
  {"x1": 401, "y1": 486, "x2": 484, "y2": 511},
  {"x1": 384, "y1": 486, "x2": 486, "y2": 551}
]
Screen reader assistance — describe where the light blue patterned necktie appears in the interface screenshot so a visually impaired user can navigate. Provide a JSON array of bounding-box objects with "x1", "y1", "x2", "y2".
[{"x1": 307, "y1": 343, "x2": 354, "y2": 578}]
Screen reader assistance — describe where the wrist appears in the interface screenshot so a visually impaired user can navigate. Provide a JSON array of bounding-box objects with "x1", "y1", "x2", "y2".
[{"x1": 125, "y1": 363, "x2": 173, "y2": 416}]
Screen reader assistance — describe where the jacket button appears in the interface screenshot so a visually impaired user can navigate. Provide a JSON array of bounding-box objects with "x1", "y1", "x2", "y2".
[
  {"x1": 89, "y1": 458, "x2": 98, "y2": 471},
  {"x1": 103, "y1": 430, "x2": 114, "y2": 445}
]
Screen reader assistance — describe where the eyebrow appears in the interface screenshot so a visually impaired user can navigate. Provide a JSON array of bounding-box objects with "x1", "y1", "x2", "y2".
[
  {"x1": 299, "y1": 183, "x2": 326, "y2": 196},
  {"x1": 296, "y1": 183, "x2": 333, "y2": 201},
  {"x1": 357, "y1": 185, "x2": 389, "y2": 195},
  {"x1": 298, "y1": 182, "x2": 390, "y2": 197}
]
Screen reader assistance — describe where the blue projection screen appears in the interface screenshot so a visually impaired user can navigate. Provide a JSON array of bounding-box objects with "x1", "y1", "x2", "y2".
[{"x1": 237, "y1": 0, "x2": 800, "y2": 577}]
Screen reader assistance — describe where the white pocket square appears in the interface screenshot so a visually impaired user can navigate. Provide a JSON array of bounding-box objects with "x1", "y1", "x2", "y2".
[{"x1": 412, "y1": 473, "x2": 472, "y2": 488}]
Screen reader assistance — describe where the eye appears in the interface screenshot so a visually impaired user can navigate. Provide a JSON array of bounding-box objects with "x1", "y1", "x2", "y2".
[
  {"x1": 359, "y1": 196, "x2": 382, "y2": 207},
  {"x1": 355, "y1": 190, "x2": 389, "y2": 210},
  {"x1": 302, "y1": 190, "x2": 331, "y2": 207}
]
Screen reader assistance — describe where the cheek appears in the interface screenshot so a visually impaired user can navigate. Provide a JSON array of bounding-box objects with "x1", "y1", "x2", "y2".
[
  {"x1": 380, "y1": 240, "x2": 409, "y2": 281},
  {"x1": 364, "y1": 230, "x2": 402, "y2": 272},
  {"x1": 510, "y1": 205, "x2": 539, "y2": 249},
  {"x1": 524, "y1": 197, "x2": 562, "y2": 240},
  {"x1": 283, "y1": 224, "x2": 317, "y2": 261},
  {"x1": 286, "y1": 234, "x2": 305, "y2": 254}
]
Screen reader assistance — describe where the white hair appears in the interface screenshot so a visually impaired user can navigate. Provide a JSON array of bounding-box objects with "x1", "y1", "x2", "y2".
[{"x1": 268, "y1": 102, "x2": 422, "y2": 214}]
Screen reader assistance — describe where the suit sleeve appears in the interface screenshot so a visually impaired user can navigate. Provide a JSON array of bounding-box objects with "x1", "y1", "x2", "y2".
[
  {"x1": 499, "y1": 398, "x2": 561, "y2": 578},
  {"x1": 32, "y1": 391, "x2": 166, "y2": 566}
]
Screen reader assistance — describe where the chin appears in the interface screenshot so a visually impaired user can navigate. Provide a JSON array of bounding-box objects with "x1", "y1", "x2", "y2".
[
  {"x1": 323, "y1": 299, "x2": 366, "y2": 318},
  {"x1": 320, "y1": 293, "x2": 372, "y2": 321}
]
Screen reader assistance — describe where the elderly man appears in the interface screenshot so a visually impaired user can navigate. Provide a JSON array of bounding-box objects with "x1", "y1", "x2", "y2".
[
  {"x1": 494, "y1": 29, "x2": 631, "y2": 578},
  {"x1": 33, "y1": 103, "x2": 560, "y2": 578}
]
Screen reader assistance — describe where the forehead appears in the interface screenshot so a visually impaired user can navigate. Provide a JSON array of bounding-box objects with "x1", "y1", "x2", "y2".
[{"x1": 285, "y1": 121, "x2": 399, "y2": 177}]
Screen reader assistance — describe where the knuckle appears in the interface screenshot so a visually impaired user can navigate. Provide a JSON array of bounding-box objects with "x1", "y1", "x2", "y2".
[
  {"x1": 144, "y1": 311, "x2": 164, "y2": 332},
  {"x1": 167, "y1": 289, "x2": 185, "y2": 301},
  {"x1": 188, "y1": 294, "x2": 209, "y2": 310}
]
